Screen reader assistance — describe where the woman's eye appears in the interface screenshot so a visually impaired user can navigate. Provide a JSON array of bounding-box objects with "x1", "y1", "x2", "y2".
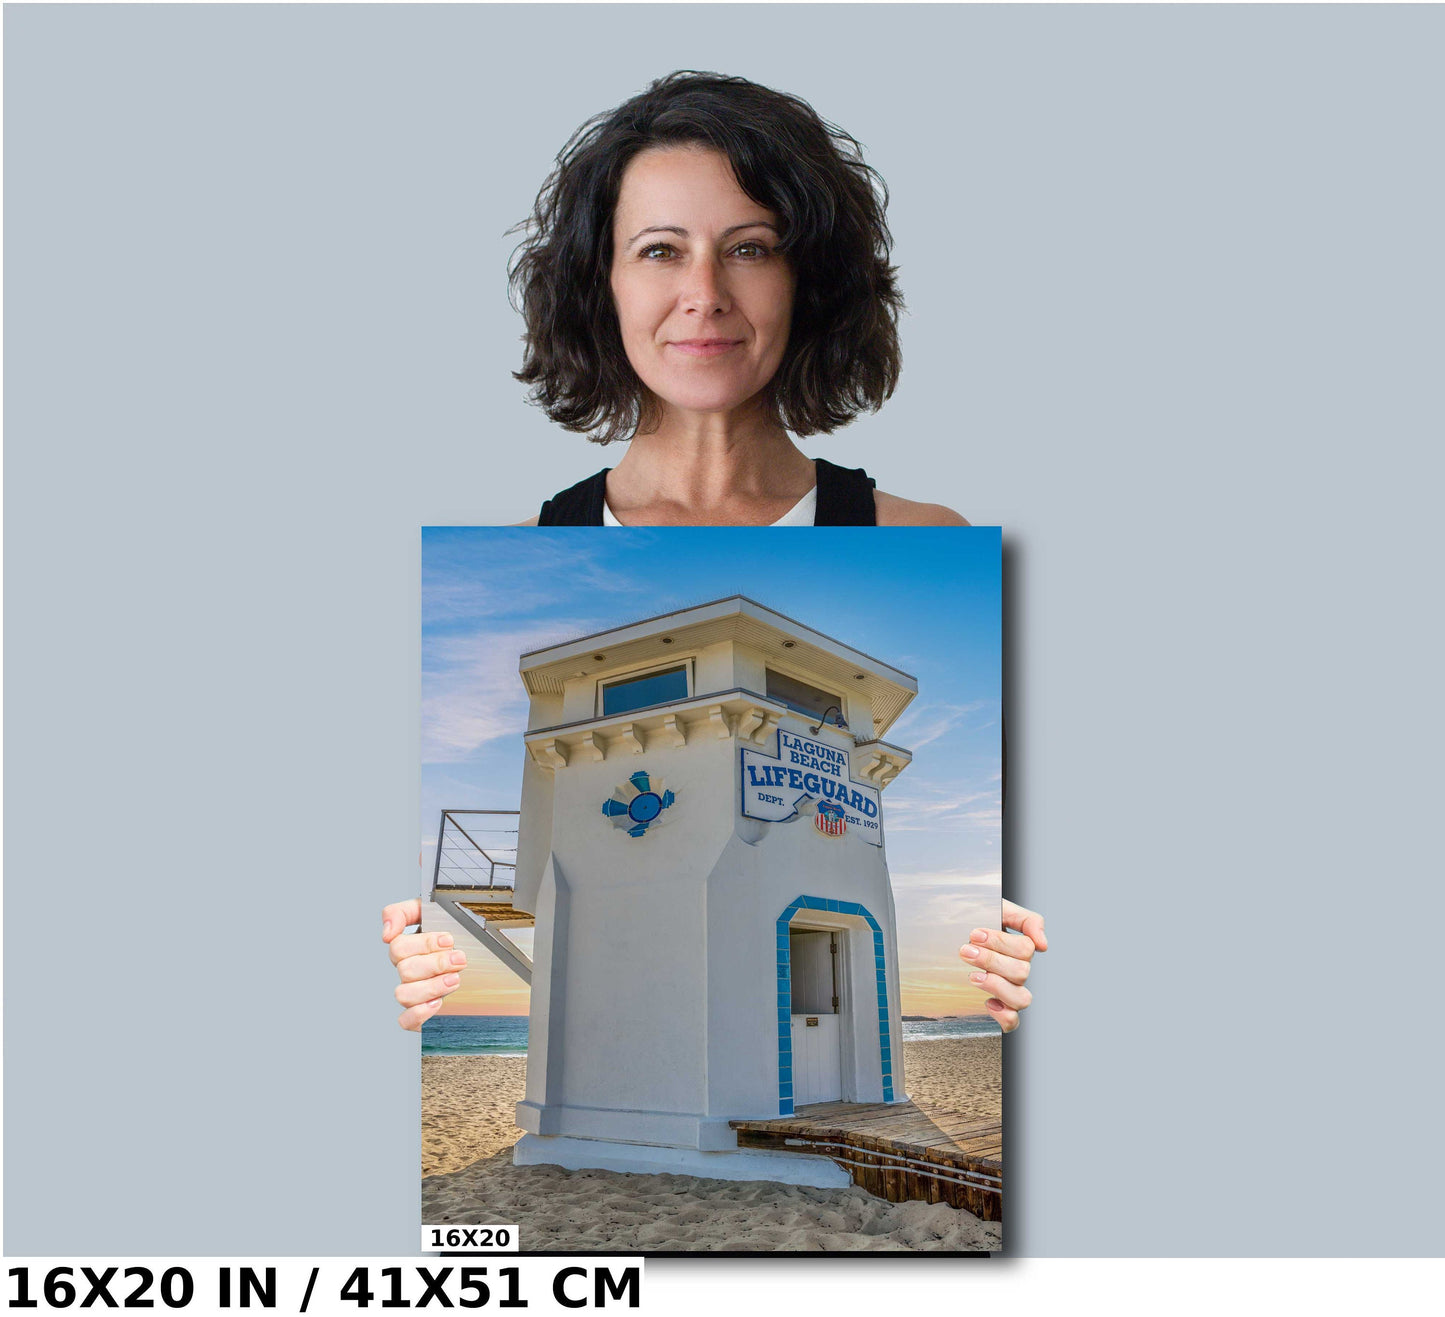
[
  {"x1": 639, "y1": 243, "x2": 675, "y2": 260},
  {"x1": 732, "y1": 242, "x2": 769, "y2": 259}
]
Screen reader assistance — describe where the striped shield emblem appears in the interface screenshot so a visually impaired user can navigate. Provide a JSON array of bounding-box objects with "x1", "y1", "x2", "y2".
[{"x1": 814, "y1": 799, "x2": 847, "y2": 837}]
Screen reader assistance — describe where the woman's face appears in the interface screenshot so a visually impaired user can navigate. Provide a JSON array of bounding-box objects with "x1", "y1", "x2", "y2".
[{"x1": 609, "y1": 145, "x2": 795, "y2": 424}]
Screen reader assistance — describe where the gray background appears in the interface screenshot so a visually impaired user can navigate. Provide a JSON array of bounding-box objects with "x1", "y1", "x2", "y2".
[{"x1": 5, "y1": 4, "x2": 1442, "y2": 1259}]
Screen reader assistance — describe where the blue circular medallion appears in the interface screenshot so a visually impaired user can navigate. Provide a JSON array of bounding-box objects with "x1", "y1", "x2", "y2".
[{"x1": 628, "y1": 791, "x2": 663, "y2": 824}]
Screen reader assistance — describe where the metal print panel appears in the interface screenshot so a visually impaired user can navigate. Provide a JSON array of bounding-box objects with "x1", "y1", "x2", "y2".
[{"x1": 419, "y1": 527, "x2": 1003, "y2": 1253}]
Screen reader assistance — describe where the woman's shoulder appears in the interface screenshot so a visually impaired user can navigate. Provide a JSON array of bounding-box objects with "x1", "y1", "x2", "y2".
[{"x1": 873, "y1": 490, "x2": 970, "y2": 526}]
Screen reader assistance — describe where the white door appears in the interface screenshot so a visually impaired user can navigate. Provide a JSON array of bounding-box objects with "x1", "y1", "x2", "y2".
[{"x1": 790, "y1": 1013, "x2": 841, "y2": 1105}]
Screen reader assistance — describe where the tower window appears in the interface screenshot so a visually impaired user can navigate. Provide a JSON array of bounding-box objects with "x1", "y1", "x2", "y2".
[
  {"x1": 765, "y1": 669, "x2": 844, "y2": 725},
  {"x1": 599, "y1": 663, "x2": 690, "y2": 716}
]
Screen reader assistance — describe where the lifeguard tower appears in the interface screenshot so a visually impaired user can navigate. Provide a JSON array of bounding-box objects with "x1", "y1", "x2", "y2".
[{"x1": 487, "y1": 596, "x2": 915, "y2": 1183}]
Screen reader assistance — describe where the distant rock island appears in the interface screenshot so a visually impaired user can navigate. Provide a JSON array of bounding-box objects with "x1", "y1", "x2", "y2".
[{"x1": 901, "y1": 1015, "x2": 936, "y2": 1022}]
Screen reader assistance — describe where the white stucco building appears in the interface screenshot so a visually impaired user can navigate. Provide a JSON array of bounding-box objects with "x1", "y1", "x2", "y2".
[{"x1": 506, "y1": 596, "x2": 915, "y2": 1182}]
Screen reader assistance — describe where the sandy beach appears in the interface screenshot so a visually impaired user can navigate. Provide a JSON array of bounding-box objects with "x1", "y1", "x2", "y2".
[{"x1": 422, "y1": 1037, "x2": 1001, "y2": 1252}]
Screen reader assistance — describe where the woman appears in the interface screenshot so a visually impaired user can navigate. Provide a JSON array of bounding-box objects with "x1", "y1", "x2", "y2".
[{"x1": 385, "y1": 71, "x2": 1047, "y2": 1028}]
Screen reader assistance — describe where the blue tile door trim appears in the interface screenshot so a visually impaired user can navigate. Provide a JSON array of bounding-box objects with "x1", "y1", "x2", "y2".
[{"x1": 775, "y1": 896, "x2": 894, "y2": 1116}]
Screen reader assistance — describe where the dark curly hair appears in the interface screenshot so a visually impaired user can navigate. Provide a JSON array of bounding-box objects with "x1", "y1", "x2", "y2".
[{"x1": 509, "y1": 71, "x2": 904, "y2": 446}]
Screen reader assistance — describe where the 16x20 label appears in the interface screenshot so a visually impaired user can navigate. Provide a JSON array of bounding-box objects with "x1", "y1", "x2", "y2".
[{"x1": 422, "y1": 1225, "x2": 519, "y2": 1253}]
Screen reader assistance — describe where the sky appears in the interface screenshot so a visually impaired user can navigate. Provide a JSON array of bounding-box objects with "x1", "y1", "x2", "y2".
[{"x1": 420, "y1": 527, "x2": 1002, "y2": 1018}]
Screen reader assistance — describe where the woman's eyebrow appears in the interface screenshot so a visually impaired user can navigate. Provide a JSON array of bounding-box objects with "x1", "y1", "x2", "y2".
[
  {"x1": 625, "y1": 221, "x2": 780, "y2": 245},
  {"x1": 721, "y1": 221, "x2": 780, "y2": 239}
]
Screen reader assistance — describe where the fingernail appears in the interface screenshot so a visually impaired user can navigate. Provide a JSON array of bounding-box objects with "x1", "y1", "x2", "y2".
[
  {"x1": 449, "y1": 951, "x2": 467, "y2": 966},
  {"x1": 970, "y1": 929, "x2": 988, "y2": 944},
  {"x1": 960, "y1": 945, "x2": 980, "y2": 960},
  {"x1": 382, "y1": 919, "x2": 392, "y2": 936},
  {"x1": 970, "y1": 971, "x2": 987, "y2": 985},
  {"x1": 439, "y1": 934, "x2": 454, "y2": 948},
  {"x1": 985, "y1": 999, "x2": 1002, "y2": 1011},
  {"x1": 427, "y1": 998, "x2": 443, "y2": 1009},
  {"x1": 443, "y1": 973, "x2": 460, "y2": 987}
]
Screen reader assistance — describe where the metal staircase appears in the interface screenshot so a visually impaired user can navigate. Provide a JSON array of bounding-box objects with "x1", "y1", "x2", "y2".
[{"x1": 429, "y1": 809, "x2": 534, "y2": 984}]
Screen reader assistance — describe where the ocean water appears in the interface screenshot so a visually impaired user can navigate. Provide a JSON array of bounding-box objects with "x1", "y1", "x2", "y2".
[
  {"x1": 421, "y1": 1014, "x2": 529, "y2": 1056},
  {"x1": 901, "y1": 1016, "x2": 1002, "y2": 1042},
  {"x1": 423, "y1": 1013, "x2": 996, "y2": 1055}
]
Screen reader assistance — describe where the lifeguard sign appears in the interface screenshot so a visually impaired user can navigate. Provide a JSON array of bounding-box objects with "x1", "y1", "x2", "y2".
[
  {"x1": 742, "y1": 729, "x2": 882, "y2": 844},
  {"x1": 507, "y1": 596, "x2": 915, "y2": 1183}
]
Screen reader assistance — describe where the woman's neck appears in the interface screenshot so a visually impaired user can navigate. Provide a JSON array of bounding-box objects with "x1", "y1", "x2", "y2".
[{"x1": 605, "y1": 405, "x2": 817, "y2": 526}]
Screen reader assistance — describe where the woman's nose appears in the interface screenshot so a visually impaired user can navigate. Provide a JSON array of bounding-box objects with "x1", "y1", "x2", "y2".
[{"x1": 679, "y1": 255, "x2": 730, "y2": 315}]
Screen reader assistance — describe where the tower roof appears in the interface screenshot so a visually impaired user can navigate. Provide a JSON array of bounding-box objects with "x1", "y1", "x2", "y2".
[{"x1": 519, "y1": 595, "x2": 917, "y2": 736}]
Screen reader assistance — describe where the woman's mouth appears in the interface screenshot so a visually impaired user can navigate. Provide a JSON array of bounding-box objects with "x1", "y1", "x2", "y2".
[{"x1": 667, "y1": 338, "x2": 745, "y2": 358}]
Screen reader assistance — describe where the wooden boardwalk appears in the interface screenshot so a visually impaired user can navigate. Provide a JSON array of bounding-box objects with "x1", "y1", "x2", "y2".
[{"x1": 730, "y1": 1099, "x2": 1002, "y2": 1221}]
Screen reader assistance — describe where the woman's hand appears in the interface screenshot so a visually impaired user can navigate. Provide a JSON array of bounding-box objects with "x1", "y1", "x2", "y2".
[
  {"x1": 382, "y1": 898, "x2": 468, "y2": 1031},
  {"x1": 962, "y1": 899, "x2": 1048, "y2": 1033}
]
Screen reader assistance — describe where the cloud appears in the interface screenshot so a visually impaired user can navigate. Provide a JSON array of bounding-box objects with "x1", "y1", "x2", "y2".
[
  {"x1": 423, "y1": 537, "x2": 651, "y2": 627},
  {"x1": 888, "y1": 700, "x2": 988, "y2": 750},
  {"x1": 891, "y1": 867, "x2": 1002, "y2": 941},
  {"x1": 884, "y1": 784, "x2": 1003, "y2": 834},
  {"x1": 421, "y1": 621, "x2": 595, "y2": 762},
  {"x1": 905, "y1": 888, "x2": 1000, "y2": 931},
  {"x1": 890, "y1": 867, "x2": 1003, "y2": 893}
]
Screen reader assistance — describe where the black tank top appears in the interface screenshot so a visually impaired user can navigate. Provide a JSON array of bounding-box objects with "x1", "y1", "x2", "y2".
[{"x1": 536, "y1": 457, "x2": 878, "y2": 526}]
